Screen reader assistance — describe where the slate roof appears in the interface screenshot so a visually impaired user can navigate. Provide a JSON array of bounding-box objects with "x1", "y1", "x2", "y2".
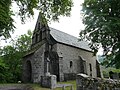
[{"x1": 50, "y1": 27, "x2": 91, "y2": 51}]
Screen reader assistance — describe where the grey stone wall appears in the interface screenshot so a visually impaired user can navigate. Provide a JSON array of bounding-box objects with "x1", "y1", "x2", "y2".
[
  {"x1": 22, "y1": 54, "x2": 34, "y2": 83},
  {"x1": 56, "y1": 43, "x2": 97, "y2": 80},
  {"x1": 23, "y1": 44, "x2": 45, "y2": 83},
  {"x1": 23, "y1": 41, "x2": 99, "y2": 82},
  {"x1": 76, "y1": 74, "x2": 120, "y2": 90},
  {"x1": 32, "y1": 44, "x2": 45, "y2": 83}
]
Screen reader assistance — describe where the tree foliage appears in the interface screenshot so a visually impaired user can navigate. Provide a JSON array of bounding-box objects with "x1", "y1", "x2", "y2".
[
  {"x1": 80, "y1": 0, "x2": 120, "y2": 68},
  {"x1": 0, "y1": 0, "x2": 73, "y2": 38},
  {"x1": 0, "y1": 57, "x2": 8, "y2": 83},
  {"x1": 0, "y1": 0, "x2": 15, "y2": 38},
  {"x1": 0, "y1": 30, "x2": 32, "y2": 83}
]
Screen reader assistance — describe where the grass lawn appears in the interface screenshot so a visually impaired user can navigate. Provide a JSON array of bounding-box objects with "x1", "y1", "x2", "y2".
[
  {"x1": 0, "y1": 80, "x2": 76, "y2": 90},
  {"x1": 32, "y1": 80, "x2": 76, "y2": 90}
]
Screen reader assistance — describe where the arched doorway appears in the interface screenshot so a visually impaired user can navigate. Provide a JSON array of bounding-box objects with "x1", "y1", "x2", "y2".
[
  {"x1": 26, "y1": 61, "x2": 32, "y2": 83},
  {"x1": 49, "y1": 51, "x2": 60, "y2": 81}
]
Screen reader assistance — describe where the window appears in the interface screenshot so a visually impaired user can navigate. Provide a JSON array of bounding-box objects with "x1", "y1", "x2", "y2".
[
  {"x1": 35, "y1": 33, "x2": 38, "y2": 43},
  {"x1": 89, "y1": 63, "x2": 92, "y2": 76},
  {"x1": 38, "y1": 22, "x2": 40, "y2": 30},
  {"x1": 35, "y1": 33, "x2": 40, "y2": 43},
  {"x1": 89, "y1": 64, "x2": 92, "y2": 71},
  {"x1": 79, "y1": 56, "x2": 87, "y2": 74},
  {"x1": 83, "y1": 61, "x2": 87, "y2": 74},
  {"x1": 40, "y1": 31, "x2": 42, "y2": 41},
  {"x1": 70, "y1": 61, "x2": 73, "y2": 68},
  {"x1": 32, "y1": 35, "x2": 35, "y2": 45}
]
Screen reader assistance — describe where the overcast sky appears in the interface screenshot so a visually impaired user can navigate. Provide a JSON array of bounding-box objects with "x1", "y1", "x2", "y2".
[
  {"x1": 13, "y1": 0, "x2": 84, "y2": 38},
  {"x1": 1, "y1": 0, "x2": 103, "y2": 55}
]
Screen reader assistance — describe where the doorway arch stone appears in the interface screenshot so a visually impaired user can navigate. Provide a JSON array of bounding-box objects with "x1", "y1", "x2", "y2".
[{"x1": 26, "y1": 60, "x2": 32, "y2": 83}]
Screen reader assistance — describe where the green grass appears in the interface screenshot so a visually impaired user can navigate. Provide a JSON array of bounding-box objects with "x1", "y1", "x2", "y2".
[
  {"x1": 57, "y1": 80, "x2": 76, "y2": 90},
  {"x1": 32, "y1": 80, "x2": 76, "y2": 90},
  {"x1": 31, "y1": 84, "x2": 50, "y2": 90},
  {"x1": 0, "y1": 80, "x2": 76, "y2": 90}
]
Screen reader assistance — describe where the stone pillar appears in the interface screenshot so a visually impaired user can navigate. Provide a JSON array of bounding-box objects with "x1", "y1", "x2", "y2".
[
  {"x1": 44, "y1": 51, "x2": 48, "y2": 75},
  {"x1": 59, "y1": 57, "x2": 64, "y2": 81}
]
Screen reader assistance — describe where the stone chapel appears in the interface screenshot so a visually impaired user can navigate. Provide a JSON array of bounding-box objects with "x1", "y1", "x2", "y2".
[{"x1": 22, "y1": 14, "x2": 102, "y2": 83}]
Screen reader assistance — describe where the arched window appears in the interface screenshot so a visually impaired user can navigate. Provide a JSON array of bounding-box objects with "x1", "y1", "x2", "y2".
[
  {"x1": 89, "y1": 63, "x2": 92, "y2": 76},
  {"x1": 38, "y1": 22, "x2": 41, "y2": 30},
  {"x1": 70, "y1": 61, "x2": 73, "y2": 68},
  {"x1": 40, "y1": 31, "x2": 42, "y2": 41},
  {"x1": 79, "y1": 56, "x2": 87, "y2": 74},
  {"x1": 35, "y1": 33, "x2": 38, "y2": 43}
]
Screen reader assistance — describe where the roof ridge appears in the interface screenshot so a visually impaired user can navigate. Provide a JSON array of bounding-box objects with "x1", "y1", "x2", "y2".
[
  {"x1": 49, "y1": 27, "x2": 91, "y2": 51},
  {"x1": 49, "y1": 27, "x2": 79, "y2": 39}
]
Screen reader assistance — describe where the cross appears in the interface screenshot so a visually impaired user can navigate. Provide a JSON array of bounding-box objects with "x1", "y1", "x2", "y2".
[{"x1": 46, "y1": 57, "x2": 50, "y2": 76}]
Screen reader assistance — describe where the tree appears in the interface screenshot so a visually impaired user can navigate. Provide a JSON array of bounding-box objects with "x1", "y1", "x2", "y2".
[
  {"x1": 0, "y1": 0, "x2": 15, "y2": 38},
  {"x1": 0, "y1": 57, "x2": 8, "y2": 83},
  {"x1": 0, "y1": 30, "x2": 32, "y2": 82},
  {"x1": 0, "y1": 0, "x2": 73, "y2": 38},
  {"x1": 80, "y1": 0, "x2": 120, "y2": 68}
]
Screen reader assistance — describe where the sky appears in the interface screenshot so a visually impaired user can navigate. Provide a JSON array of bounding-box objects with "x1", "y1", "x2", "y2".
[
  {"x1": 0, "y1": 0, "x2": 84, "y2": 46},
  {"x1": 1, "y1": 0, "x2": 103, "y2": 55},
  {"x1": 13, "y1": 0, "x2": 84, "y2": 38}
]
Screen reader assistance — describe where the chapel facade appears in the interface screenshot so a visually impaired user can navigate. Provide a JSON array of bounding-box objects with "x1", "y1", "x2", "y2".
[{"x1": 22, "y1": 14, "x2": 102, "y2": 83}]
